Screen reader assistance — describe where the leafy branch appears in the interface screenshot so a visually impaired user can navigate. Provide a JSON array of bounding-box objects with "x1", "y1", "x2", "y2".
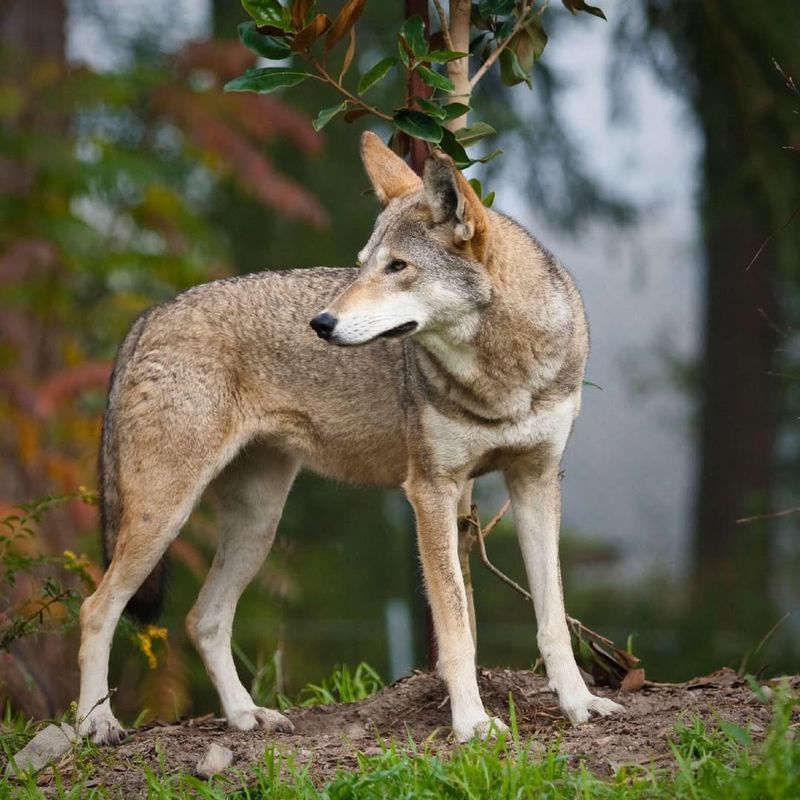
[{"x1": 227, "y1": 0, "x2": 606, "y2": 168}]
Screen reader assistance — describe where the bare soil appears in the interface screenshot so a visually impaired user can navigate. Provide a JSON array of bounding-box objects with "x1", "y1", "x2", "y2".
[{"x1": 30, "y1": 668, "x2": 800, "y2": 797}]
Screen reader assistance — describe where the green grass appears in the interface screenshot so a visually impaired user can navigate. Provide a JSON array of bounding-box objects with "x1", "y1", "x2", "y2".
[{"x1": 1, "y1": 681, "x2": 797, "y2": 799}]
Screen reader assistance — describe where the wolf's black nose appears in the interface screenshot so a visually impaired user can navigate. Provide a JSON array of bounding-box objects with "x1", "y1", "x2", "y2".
[{"x1": 310, "y1": 312, "x2": 337, "y2": 340}]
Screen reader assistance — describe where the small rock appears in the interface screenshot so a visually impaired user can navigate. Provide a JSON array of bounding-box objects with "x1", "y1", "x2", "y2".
[
  {"x1": 60, "y1": 723, "x2": 78, "y2": 743},
  {"x1": 196, "y1": 743, "x2": 233, "y2": 778},
  {"x1": 7, "y1": 724, "x2": 74, "y2": 775},
  {"x1": 362, "y1": 746, "x2": 382, "y2": 757}
]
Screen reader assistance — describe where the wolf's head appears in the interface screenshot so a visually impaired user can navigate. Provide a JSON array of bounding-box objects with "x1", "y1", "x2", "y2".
[{"x1": 310, "y1": 132, "x2": 493, "y2": 346}]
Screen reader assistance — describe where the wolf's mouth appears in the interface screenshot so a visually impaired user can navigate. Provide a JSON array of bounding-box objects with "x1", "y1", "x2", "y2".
[{"x1": 379, "y1": 321, "x2": 418, "y2": 339}]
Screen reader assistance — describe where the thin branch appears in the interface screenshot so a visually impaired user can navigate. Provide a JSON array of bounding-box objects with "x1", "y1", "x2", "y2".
[
  {"x1": 431, "y1": 0, "x2": 455, "y2": 52},
  {"x1": 470, "y1": 502, "x2": 637, "y2": 666},
  {"x1": 469, "y1": 2, "x2": 540, "y2": 90},
  {"x1": 744, "y1": 205, "x2": 800, "y2": 271},
  {"x1": 737, "y1": 506, "x2": 800, "y2": 524},
  {"x1": 304, "y1": 53, "x2": 393, "y2": 122}
]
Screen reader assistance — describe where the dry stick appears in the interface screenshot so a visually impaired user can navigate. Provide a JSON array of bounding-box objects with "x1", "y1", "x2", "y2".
[
  {"x1": 736, "y1": 506, "x2": 800, "y2": 524},
  {"x1": 431, "y1": 0, "x2": 455, "y2": 52},
  {"x1": 77, "y1": 688, "x2": 117, "y2": 728},
  {"x1": 470, "y1": 503, "x2": 627, "y2": 651},
  {"x1": 469, "y1": 1, "x2": 541, "y2": 89}
]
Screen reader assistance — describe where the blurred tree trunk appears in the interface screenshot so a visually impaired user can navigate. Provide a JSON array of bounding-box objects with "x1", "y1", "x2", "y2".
[
  {"x1": 0, "y1": 0, "x2": 65, "y2": 60},
  {"x1": 644, "y1": 2, "x2": 799, "y2": 614}
]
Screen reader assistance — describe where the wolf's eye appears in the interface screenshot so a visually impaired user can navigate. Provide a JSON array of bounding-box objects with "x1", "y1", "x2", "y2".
[{"x1": 385, "y1": 259, "x2": 407, "y2": 273}]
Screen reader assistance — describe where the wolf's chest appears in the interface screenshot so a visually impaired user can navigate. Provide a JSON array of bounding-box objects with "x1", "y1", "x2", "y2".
[{"x1": 419, "y1": 393, "x2": 579, "y2": 477}]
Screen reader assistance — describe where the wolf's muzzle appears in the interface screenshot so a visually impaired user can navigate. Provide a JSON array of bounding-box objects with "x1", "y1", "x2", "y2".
[{"x1": 310, "y1": 312, "x2": 337, "y2": 340}]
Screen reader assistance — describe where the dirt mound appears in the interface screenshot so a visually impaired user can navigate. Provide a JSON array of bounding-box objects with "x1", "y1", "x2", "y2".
[{"x1": 32, "y1": 669, "x2": 800, "y2": 796}]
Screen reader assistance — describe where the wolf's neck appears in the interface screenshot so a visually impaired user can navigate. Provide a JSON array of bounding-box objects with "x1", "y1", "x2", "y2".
[{"x1": 413, "y1": 307, "x2": 535, "y2": 421}]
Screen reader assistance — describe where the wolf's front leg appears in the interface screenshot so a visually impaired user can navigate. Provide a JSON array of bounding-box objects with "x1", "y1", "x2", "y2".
[
  {"x1": 505, "y1": 465, "x2": 624, "y2": 724},
  {"x1": 405, "y1": 476, "x2": 507, "y2": 742}
]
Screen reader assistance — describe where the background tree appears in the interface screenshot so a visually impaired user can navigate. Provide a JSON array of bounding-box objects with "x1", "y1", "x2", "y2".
[{"x1": 616, "y1": 2, "x2": 799, "y2": 632}]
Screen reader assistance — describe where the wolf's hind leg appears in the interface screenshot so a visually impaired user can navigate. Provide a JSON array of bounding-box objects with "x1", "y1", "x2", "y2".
[
  {"x1": 77, "y1": 487, "x2": 201, "y2": 744},
  {"x1": 187, "y1": 444, "x2": 298, "y2": 733}
]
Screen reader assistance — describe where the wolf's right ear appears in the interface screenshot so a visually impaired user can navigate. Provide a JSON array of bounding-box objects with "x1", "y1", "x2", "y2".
[{"x1": 360, "y1": 131, "x2": 422, "y2": 206}]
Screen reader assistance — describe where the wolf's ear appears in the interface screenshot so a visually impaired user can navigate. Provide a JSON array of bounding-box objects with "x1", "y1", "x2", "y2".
[
  {"x1": 422, "y1": 152, "x2": 491, "y2": 262},
  {"x1": 360, "y1": 131, "x2": 422, "y2": 206}
]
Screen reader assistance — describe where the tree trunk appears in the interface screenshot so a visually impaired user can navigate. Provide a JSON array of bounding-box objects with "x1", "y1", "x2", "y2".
[{"x1": 0, "y1": 0, "x2": 65, "y2": 59}]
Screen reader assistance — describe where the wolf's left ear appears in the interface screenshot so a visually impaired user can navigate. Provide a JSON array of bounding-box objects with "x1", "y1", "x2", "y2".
[
  {"x1": 422, "y1": 152, "x2": 491, "y2": 262},
  {"x1": 360, "y1": 131, "x2": 422, "y2": 206}
]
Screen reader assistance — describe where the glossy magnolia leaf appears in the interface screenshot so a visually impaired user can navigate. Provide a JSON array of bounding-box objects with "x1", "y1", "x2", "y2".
[
  {"x1": 499, "y1": 47, "x2": 531, "y2": 87},
  {"x1": 439, "y1": 128, "x2": 470, "y2": 168},
  {"x1": 393, "y1": 109, "x2": 443, "y2": 143},
  {"x1": 561, "y1": 0, "x2": 606, "y2": 20},
  {"x1": 416, "y1": 65, "x2": 454, "y2": 93},
  {"x1": 472, "y1": 147, "x2": 503, "y2": 164},
  {"x1": 397, "y1": 33, "x2": 415, "y2": 67},
  {"x1": 291, "y1": 13, "x2": 331, "y2": 51},
  {"x1": 454, "y1": 121, "x2": 497, "y2": 146},
  {"x1": 224, "y1": 67, "x2": 312, "y2": 93},
  {"x1": 241, "y1": 0, "x2": 293, "y2": 31},
  {"x1": 313, "y1": 101, "x2": 348, "y2": 131},
  {"x1": 441, "y1": 102, "x2": 470, "y2": 121},
  {"x1": 425, "y1": 49, "x2": 469, "y2": 63},
  {"x1": 511, "y1": 17, "x2": 547, "y2": 72},
  {"x1": 357, "y1": 56, "x2": 397, "y2": 95},
  {"x1": 326, "y1": 0, "x2": 367, "y2": 52},
  {"x1": 291, "y1": 0, "x2": 314, "y2": 29},
  {"x1": 415, "y1": 96, "x2": 446, "y2": 119},
  {"x1": 400, "y1": 14, "x2": 428, "y2": 59},
  {"x1": 339, "y1": 27, "x2": 356, "y2": 82},
  {"x1": 238, "y1": 22, "x2": 291, "y2": 59}
]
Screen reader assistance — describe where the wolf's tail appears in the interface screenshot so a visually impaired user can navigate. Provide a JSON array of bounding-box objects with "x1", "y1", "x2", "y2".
[{"x1": 98, "y1": 310, "x2": 167, "y2": 625}]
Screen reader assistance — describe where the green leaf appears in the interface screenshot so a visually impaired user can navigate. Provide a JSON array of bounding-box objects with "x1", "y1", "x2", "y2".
[
  {"x1": 439, "y1": 128, "x2": 471, "y2": 168},
  {"x1": 224, "y1": 67, "x2": 312, "y2": 93},
  {"x1": 468, "y1": 178, "x2": 483, "y2": 197},
  {"x1": 416, "y1": 65, "x2": 454, "y2": 93},
  {"x1": 415, "y1": 97, "x2": 446, "y2": 119},
  {"x1": 719, "y1": 720, "x2": 753, "y2": 748},
  {"x1": 357, "y1": 57, "x2": 397, "y2": 95},
  {"x1": 393, "y1": 110, "x2": 443, "y2": 143},
  {"x1": 312, "y1": 101, "x2": 348, "y2": 131},
  {"x1": 482, "y1": 191, "x2": 495, "y2": 208},
  {"x1": 454, "y1": 122, "x2": 497, "y2": 146},
  {"x1": 238, "y1": 21, "x2": 291, "y2": 59},
  {"x1": 441, "y1": 102, "x2": 470, "y2": 121},
  {"x1": 400, "y1": 14, "x2": 428, "y2": 58},
  {"x1": 499, "y1": 47, "x2": 531, "y2": 87},
  {"x1": 425, "y1": 50, "x2": 469, "y2": 63},
  {"x1": 241, "y1": 0, "x2": 293, "y2": 30},
  {"x1": 561, "y1": 0, "x2": 606, "y2": 20},
  {"x1": 472, "y1": 147, "x2": 503, "y2": 164}
]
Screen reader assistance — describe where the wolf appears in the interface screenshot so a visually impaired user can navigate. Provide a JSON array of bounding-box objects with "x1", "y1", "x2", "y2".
[{"x1": 76, "y1": 131, "x2": 624, "y2": 744}]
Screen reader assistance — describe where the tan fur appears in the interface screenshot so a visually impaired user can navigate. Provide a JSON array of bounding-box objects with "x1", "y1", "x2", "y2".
[{"x1": 76, "y1": 132, "x2": 623, "y2": 745}]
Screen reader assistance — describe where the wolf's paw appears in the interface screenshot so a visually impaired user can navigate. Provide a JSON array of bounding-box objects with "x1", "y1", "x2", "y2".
[
  {"x1": 228, "y1": 707, "x2": 294, "y2": 734},
  {"x1": 78, "y1": 708, "x2": 126, "y2": 746},
  {"x1": 559, "y1": 692, "x2": 625, "y2": 725},
  {"x1": 453, "y1": 713, "x2": 508, "y2": 743}
]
